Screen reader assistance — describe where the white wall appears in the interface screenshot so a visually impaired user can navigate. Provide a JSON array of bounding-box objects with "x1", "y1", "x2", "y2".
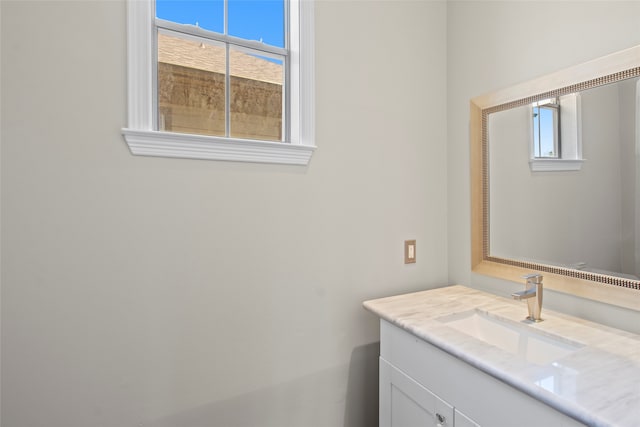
[
  {"x1": 619, "y1": 78, "x2": 639, "y2": 276},
  {"x1": 447, "y1": 0, "x2": 640, "y2": 332},
  {"x1": 0, "y1": 1, "x2": 447, "y2": 426}
]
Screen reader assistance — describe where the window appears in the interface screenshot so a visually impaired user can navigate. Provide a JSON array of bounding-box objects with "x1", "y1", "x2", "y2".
[
  {"x1": 529, "y1": 93, "x2": 583, "y2": 172},
  {"x1": 532, "y1": 98, "x2": 560, "y2": 158},
  {"x1": 122, "y1": 0, "x2": 315, "y2": 165}
]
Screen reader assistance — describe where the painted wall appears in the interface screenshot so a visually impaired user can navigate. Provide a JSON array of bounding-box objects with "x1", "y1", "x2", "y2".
[
  {"x1": 447, "y1": 0, "x2": 640, "y2": 332},
  {"x1": 619, "y1": 78, "x2": 639, "y2": 276},
  {"x1": 1, "y1": 1, "x2": 447, "y2": 426}
]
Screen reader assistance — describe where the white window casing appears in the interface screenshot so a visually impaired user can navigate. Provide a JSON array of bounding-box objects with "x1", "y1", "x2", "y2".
[
  {"x1": 122, "y1": 0, "x2": 316, "y2": 165},
  {"x1": 529, "y1": 93, "x2": 584, "y2": 172}
]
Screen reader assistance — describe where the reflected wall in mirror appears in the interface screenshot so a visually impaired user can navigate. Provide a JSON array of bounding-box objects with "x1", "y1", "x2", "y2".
[{"x1": 471, "y1": 45, "x2": 640, "y2": 311}]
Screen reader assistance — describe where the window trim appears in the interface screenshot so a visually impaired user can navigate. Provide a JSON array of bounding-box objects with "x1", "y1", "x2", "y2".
[
  {"x1": 528, "y1": 93, "x2": 584, "y2": 172},
  {"x1": 122, "y1": 0, "x2": 315, "y2": 165},
  {"x1": 532, "y1": 99, "x2": 560, "y2": 159}
]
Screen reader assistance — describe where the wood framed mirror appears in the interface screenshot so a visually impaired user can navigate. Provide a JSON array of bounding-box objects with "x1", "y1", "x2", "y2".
[{"x1": 471, "y1": 44, "x2": 640, "y2": 311}]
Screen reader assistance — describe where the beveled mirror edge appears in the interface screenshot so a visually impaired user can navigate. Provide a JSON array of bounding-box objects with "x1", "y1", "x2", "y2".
[{"x1": 470, "y1": 44, "x2": 640, "y2": 312}]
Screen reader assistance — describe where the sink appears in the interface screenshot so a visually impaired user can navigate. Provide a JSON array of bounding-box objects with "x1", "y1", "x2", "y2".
[{"x1": 438, "y1": 309, "x2": 583, "y2": 365}]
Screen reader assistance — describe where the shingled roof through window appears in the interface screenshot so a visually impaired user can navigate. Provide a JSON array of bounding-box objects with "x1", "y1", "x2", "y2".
[{"x1": 158, "y1": 33, "x2": 284, "y2": 85}]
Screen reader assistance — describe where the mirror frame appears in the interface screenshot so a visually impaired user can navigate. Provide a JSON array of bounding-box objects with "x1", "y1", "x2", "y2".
[{"x1": 471, "y1": 45, "x2": 640, "y2": 311}]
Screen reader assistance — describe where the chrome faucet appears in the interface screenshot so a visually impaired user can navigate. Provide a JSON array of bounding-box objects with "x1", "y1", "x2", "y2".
[{"x1": 511, "y1": 274, "x2": 543, "y2": 322}]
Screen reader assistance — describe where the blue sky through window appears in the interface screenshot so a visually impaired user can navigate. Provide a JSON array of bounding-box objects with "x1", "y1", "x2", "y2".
[
  {"x1": 156, "y1": 0, "x2": 284, "y2": 48},
  {"x1": 533, "y1": 106, "x2": 557, "y2": 158}
]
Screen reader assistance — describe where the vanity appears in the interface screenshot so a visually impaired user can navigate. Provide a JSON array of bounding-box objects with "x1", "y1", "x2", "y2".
[{"x1": 364, "y1": 285, "x2": 640, "y2": 427}]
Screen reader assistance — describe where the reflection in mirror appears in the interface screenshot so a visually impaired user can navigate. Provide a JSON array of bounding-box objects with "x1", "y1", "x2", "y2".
[
  {"x1": 470, "y1": 44, "x2": 640, "y2": 310},
  {"x1": 532, "y1": 98, "x2": 560, "y2": 158},
  {"x1": 489, "y1": 77, "x2": 640, "y2": 281}
]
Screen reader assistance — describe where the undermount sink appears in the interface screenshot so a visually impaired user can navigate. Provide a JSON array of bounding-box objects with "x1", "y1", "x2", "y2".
[{"x1": 438, "y1": 309, "x2": 583, "y2": 365}]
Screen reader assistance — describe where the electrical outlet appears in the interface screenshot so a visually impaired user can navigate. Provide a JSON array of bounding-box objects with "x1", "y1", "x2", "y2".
[{"x1": 404, "y1": 240, "x2": 416, "y2": 264}]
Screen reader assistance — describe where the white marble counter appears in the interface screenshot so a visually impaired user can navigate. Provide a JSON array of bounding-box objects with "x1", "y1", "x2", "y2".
[{"x1": 363, "y1": 285, "x2": 640, "y2": 427}]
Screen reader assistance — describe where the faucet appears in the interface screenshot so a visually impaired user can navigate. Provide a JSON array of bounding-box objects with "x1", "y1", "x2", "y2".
[{"x1": 511, "y1": 273, "x2": 543, "y2": 322}]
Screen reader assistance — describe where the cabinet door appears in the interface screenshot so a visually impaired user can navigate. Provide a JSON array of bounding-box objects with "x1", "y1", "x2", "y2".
[
  {"x1": 380, "y1": 358, "x2": 454, "y2": 427},
  {"x1": 455, "y1": 409, "x2": 480, "y2": 427}
]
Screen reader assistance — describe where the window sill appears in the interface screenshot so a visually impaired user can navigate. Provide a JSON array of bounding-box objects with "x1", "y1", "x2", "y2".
[
  {"x1": 122, "y1": 129, "x2": 316, "y2": 165},
  {"x1": 529, "y1": 158, "x2": 585, "y2": 172}
]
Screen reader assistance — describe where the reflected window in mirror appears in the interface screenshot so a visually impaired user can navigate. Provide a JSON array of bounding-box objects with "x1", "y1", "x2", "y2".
[
  {"x1": 532, "y1": 98, "x2": 560, "y2": 158},
  {"x1": 529, "y1": 93, "x2": 583, "y2": 172}
]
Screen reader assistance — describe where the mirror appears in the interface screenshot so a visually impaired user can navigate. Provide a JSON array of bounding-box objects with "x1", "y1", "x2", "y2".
[{"x1": 471, "y1": 45, "x2": 640, "y2": 311}]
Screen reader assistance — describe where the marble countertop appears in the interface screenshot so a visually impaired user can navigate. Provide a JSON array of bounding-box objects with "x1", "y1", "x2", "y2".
[{"x1": 363, "y1": 285, "x2": 640, "y2": 427}]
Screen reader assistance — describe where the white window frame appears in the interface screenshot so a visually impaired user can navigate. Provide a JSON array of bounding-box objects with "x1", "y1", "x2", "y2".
[
  {"x1": 122, "y1": 0, "x2": 315, "y2": 165},
  {"x1": 531, "y1": 98, "x2": 560, "y2": 159},
  {"x1": 529, "y1": 93, "x2": 584, "y2": 172}
]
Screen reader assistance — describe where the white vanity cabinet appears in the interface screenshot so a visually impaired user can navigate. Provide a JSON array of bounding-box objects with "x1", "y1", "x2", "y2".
[
  {"x1": 379, "y1": 319, "x2": 583, "y2": 427},
  {"x1": 380, "y1": 357, "x2": 479, "y2": 427}
]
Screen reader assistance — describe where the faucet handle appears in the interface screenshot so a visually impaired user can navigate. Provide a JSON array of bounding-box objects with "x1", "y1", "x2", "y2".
[{"x1": 522, "y1": 273, "x2": 543, "y2": 284}]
